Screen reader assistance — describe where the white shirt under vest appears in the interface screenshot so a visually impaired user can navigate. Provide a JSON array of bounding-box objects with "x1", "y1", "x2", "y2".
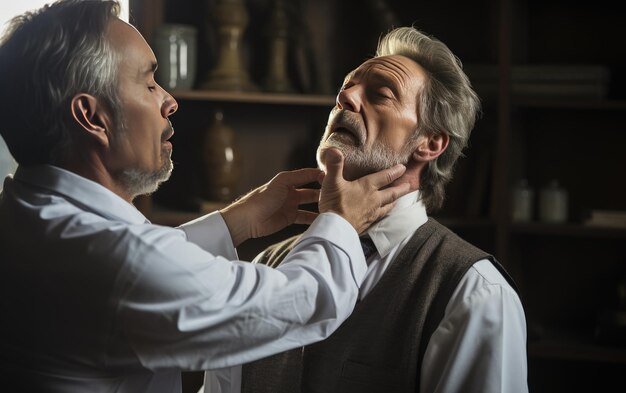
[{"x1": 203, "y1": 191, "x2": 528, "y2": 393}]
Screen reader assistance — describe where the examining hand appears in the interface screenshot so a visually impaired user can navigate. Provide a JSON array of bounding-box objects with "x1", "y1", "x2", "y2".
[
  {"x1": 318, "y1": 148, "x2": 410, "y2": 234},
  {"x1": 220, "y1": 168, "x2": 322, "y2": 247}
]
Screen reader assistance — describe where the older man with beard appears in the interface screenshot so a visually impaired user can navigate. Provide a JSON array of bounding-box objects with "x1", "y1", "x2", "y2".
[{"x1": 202, "y1": 26, "x2": 528, "y2": 393}]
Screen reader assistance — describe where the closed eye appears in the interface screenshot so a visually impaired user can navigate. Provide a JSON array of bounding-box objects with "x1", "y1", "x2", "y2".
[
  {"x1": 369, "y1": 88, "x2": 394, "y2": 102},
  {"x1": 377, "y1": 87, "x2": 394, "y2": 99}
]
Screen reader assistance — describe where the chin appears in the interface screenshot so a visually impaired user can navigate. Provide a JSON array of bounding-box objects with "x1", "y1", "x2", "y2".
[
  {"x1": 122, "y1": 157, "x2": 174, "y2": 198},
  {"x1": 316, "y1": 144, "x2": 361, "y2": 181},
  {"x1": 316, "y1": 144, "x2": 345, "y2": 172}
]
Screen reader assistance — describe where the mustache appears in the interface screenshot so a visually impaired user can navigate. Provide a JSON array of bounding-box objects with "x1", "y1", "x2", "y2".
[
  {"x1": 161, "y1": 121, "x2": 175, "y2": 141},
  {"x1": 329, "y1": 109, "x2": 365, "y2": 145}
]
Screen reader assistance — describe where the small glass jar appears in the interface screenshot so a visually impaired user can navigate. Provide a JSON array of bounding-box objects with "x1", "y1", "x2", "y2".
[{"x1": 153, "y1": 24, "x2": 197, "y2": 91}]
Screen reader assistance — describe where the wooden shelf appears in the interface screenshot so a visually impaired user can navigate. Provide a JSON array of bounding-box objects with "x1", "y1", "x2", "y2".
[
  {"x1": 172, "y1": 90, "x2": 336, "y2": 107},
  {"x1": 529, "y1": 339, "x2": 626, "y2": 364},
  {"x1": 512, "y1": 98, "x2": 626, "y2": 111},
  {"x1": 509, "y1": 222, "x2": 626, "y2": 239}
]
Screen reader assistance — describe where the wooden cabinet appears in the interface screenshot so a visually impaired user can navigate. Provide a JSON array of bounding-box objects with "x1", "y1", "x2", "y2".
[
  {"x1": 497, "y1": 0, "x2": 626, "y2": 391},
  {"x1": 130, "y1": 0, "x2": 626, "y2": 391}
]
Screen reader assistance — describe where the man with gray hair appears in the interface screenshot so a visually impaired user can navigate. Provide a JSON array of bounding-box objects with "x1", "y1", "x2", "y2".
[
  {"x1": 203, "y1": 26, "x2": 528, "y2": 393},
  {"x1": 0, "y1": 1, "x2": 411, "y2": 391}
]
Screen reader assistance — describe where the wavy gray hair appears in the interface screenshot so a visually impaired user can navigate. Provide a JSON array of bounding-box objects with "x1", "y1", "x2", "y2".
[
  {"x1": 0, "y1": 0, "x2": 122, "y2": 165},
  {"x1": 376, "y1": 27, "x2": 481, "y2": 212}
]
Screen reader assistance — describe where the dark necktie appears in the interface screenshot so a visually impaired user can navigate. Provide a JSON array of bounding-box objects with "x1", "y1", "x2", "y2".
[{"x1": 360, "y1": 236, "x2": 377, "y2": 259}]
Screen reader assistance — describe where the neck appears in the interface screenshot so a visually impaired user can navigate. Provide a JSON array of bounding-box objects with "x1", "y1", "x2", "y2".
[
  {"x1": 58, "y1": 154, "x2": 134, "y2": 203},
  {"x1": 389, "y1": 160, "x2": 422, "y2": 191}
]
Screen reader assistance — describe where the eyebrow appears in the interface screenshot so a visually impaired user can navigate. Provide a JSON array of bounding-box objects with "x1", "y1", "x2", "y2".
[
  {"x1": 139, "y1": 61, "x2": 157, "y2": 77},
  {"x1": 136, "y1": 61, "x2": 158, "y2": 81}
]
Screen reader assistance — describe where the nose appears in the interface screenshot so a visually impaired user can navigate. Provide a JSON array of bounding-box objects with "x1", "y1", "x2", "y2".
[
  {"x1": 162, "y1": 92, "x2": 178, "y2": 118},
  {"x1": 337, "y1": 85, "x2": 362, "y2": 112}
]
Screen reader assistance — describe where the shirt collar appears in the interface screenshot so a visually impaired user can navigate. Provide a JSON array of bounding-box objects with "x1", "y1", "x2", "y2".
[
  {"x1": 13, "y1": 165, "x2": 148, "y2": 225},
  {"x1": 364, "y1": 190, "x2": 427, "y2": 258}
]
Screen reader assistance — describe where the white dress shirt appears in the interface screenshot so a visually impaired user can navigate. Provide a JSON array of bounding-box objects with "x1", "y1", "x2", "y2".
[
  {"x1": 0, "y1": 165, "x2": 367, "y2": 393},
  {"x1": 204, "y1": 191, "x2": 528, "y2": 393}
]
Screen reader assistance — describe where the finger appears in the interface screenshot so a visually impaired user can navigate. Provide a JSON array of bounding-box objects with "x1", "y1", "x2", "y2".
[
  {"x1": 378, "y1": 182, "x2": 411, "y2": 206},
  {"x1": 295, "y1": 188, "x2": 320, "y2": 205},
  {"x1": 320, "y1": 148, "x2": 345, "y2": 185},
  {"x1": 294, "y1": 210, "x2": 319, "y2": 225},
  {"x1": 277, "y1": 168, "x2": 323, "y2": 187},
  {"x1": 374, "y1": 200, "x2": 398, "y2": 220},
  {"x1": 362, "y1": 164, "x2": 407, "y2": 189}
]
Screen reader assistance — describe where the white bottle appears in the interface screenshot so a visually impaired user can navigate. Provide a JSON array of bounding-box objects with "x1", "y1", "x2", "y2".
[
  {"x1": 539, "y1": 180, "x2": 568, "y2": 223},
  {"x1": 512, "y1": 179, "x2": 534, "y2": 222}
]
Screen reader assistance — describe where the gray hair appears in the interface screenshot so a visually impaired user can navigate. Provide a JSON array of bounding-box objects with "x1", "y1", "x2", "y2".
[
  {"x1": 0, "y1": 0, "x2": 122, "y2": 165},
  {"x1": 376, "y1": 26, "x2": 481, "y2": 212}
]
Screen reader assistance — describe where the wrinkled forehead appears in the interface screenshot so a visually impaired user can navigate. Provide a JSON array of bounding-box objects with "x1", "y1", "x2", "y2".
[{"x1": 344, "y1": 54, "x2": 426, "y2": 87}]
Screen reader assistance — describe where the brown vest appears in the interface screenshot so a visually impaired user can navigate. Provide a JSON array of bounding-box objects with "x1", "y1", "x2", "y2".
[{"x1": 242, "y1": 219, "x2": 516, "y2": 393}]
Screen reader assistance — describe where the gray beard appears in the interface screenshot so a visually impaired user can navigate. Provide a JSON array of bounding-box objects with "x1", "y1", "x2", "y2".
[
  {"x1": 119, "y1": 149, "x2": 173, "y2": 198},
  {"x1": 111, "y1": 117, "x2": 175, "y2": 199},
  {"x1": 316, "y1": 138, "x2": 414, "y2": 181}
]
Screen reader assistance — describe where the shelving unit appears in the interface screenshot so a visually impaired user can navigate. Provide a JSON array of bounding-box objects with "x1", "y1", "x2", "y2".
[
  {"x1": 146, "y1": 90, "x2": 333, "y2": 220},
  {"x1": 172, "y1": 90, "x2": 335, "y2": 106},
  {"x1": 501, "y1": 0, "x2": 626, "y2": 391},
  {"x1": 129, "y1": 0, "x2": 626, "y2": 391}
]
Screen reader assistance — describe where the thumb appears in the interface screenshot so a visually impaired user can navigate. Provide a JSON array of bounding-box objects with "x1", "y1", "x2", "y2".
[
  {"x1": 321, "y1": 147, "x2": 345, "y2": 185},
  {"x1": 317, "y1": 171, "x2": 326, "y2": 185}
]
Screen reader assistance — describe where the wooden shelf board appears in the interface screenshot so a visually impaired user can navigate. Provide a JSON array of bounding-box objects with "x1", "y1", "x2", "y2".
[
  {"x1": 513, "y1": 98, "x2": 626, "y2": 110},
  {"x1": 509, "y1": 222, "x2": 626, "y2": 238},
  {"x1": 172, "y1": 90, "x2": 336, "y2": 107}
]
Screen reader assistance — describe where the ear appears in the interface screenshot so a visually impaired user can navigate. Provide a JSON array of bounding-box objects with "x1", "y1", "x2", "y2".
[
  {"x1": 412, "y1": 132, "x2": 449, "y2": 163},
  {"x1": 70, "y1": 93, "x2": 113, "y2": 148}
]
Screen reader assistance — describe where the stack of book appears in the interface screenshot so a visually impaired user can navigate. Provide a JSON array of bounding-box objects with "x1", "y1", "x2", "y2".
[
  {"x1": 584, "y1": 210, "x2": 626, "y2": 228},
  {"x1": 464, "y1": 64, "x2": 611, "y2": 100}
]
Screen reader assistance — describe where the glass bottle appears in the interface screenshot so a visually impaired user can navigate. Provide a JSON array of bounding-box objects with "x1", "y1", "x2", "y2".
[{"x1": 153, "y1": 24, "x2": 197, "y2": 91}]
